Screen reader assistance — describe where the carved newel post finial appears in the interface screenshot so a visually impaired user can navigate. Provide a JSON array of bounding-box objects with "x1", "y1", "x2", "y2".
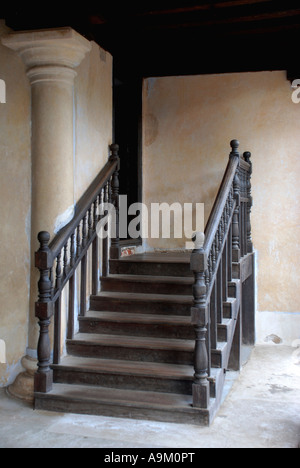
[
  {"x1": 110, "y1": 143, "x2": 120, "y2": 161},
  {"x1": 230, "y1": 139, "x2": 240, "y2": 158},
  {"x1": 243, "y1": 151, "x2": 251, "y2": 164}
]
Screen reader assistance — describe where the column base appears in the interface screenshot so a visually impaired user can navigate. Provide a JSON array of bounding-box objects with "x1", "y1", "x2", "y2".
[{"x1": 6, "y1": 355, "x2": 37, "y2": 404}]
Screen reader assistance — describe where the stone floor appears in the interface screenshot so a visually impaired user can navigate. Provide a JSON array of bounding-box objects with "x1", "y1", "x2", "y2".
[{"x1": 0, "y1": 345, "x2": 299, "y2": 448}]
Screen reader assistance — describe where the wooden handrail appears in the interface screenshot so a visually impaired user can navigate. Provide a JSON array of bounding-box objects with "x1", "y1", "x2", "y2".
[
  {"x1": 204, "y1": 140, "x2": 240, "y2": 254},
  {"x1": 49, "y1": 158, "x2": 118, "y2": 258},
  {"x1": 34, "y1": 144, "x2": 121, "y2": 394},
  {"x1": 190, "y1": 140, "x2": 253, "y2": 410}
]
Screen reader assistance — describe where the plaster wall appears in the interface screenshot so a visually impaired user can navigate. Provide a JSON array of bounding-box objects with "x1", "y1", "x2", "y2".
[
  {"x1": 143, "y1": 71, "x2": 300, "y2": 343},
  {"x1": 0, "y1": 22, "x2": 31, "y2": 385},
  {"x1": 75, "y1": 41, "x2": 113, "y2": 201}
]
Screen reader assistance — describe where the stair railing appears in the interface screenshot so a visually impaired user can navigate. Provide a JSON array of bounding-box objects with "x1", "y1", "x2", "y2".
[
  {"x1": 34, "y1": 144, "x2": 120, "y2": 393},
  {"x1": 190, "y1": 140, "x2": 253, "y2": 409}
]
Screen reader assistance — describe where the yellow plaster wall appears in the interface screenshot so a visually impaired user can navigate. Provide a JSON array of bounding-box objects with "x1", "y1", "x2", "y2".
[
  {"x1": 143, "y1": 71, "x2": 300, "y2": 314},
  {"x1": 75, "y1": 41, "x2": 113, "y2": 201},
  {"x1": 0, "y1": 26, "x2": 31, "y2": 385}
]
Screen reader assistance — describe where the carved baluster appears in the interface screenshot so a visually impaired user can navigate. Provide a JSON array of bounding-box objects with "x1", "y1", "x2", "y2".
[
  {"x1": 190, "y1": 232, "x2": 210, "y2": 409},
  {"x1": 82, "y1": 213, "x2": 88, "y2": 248},
  {"x1": 208, "y1": 250, "x2": 213, "y2": 284},
  {"x1": 230, "y1": 140, "x2": 241, "y2": 263},
  {"x1": 67, "y1": 233, "x2": 76, "y2": 341},
  {"x1": 244, "y1": 151, "x2": 253, "y2": 253},
  {"x1": 70, "y1": 233, "x2": 75, "y2": 268},
  {"x1": 55, "y1": 252, "x2": 62, "y2": 291},
  {"x1": 102, "y1": 185, "x2": 109, "y2": 277},
  {"x1": 79, "y1": 212, "x2": 89, "y2": 317},
  {"x1": 88, "y1": 206, "x2": 93, "y2": 239},
  {"x1": 214, "y1": 232, "x2": 219, "y2": 259},
  {"x1": 218, "y1": 222, "x2": 223, "y2": 252},
  {"x1": 92, "y1": 199, "x2": 99, "y2": 296},
  {"x1": 63, "y1": 241, "x2": 68, "y2": 278},
  {"x1": 240, "y1": 168, "x2": 246, "y2": 257},
  {"x1": 34, "y1": 231, "x2": 54, "y2": 393},
  {"x1": 229, "y1": 185, "x2": 233, "y2": 213},
  {"x1": 109, "y1": 144, "x2": 121, "y2": 260},
  {"x1": 49, "y1": 266, "x2": 54, "y2": 297},
  {"x1": 76, "y1": 223, "x2": 81, "y2": 260},
  {"x1": 212, "y1": 240, "x2": 216, "y2": 273},
  {"x1": 93, "y1": 197, "x2": 99, "y2": 229}
]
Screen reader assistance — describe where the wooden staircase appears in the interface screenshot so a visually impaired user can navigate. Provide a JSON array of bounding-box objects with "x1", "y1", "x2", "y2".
[
  {"x1": 36, "y1": 252, "x2": 241, "y2": 425},
  {"x1": 33, "y1": 141, "x2": 255, "y2": 426}
]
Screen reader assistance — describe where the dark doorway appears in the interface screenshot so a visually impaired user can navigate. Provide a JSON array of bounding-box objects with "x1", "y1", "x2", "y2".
[{"x1": 113, "y1": 63, "x2": 143, "y2": 243}]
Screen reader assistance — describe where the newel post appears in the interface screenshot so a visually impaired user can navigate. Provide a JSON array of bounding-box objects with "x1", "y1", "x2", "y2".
[
  {"x1": 190, "y1": 232, "x2": 210, "y2": 409},
  {"x1": 109, "y1": 144, "x2": 121, "y2": 259},
  {"x1": 34, "y1": 232, "x2": 54, "y2": 393},
  {"x1": 230, "y1": 140, "x2": 241, "y2": 262}
]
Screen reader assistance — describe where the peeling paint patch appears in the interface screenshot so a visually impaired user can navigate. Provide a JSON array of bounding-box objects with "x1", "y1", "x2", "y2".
[
  {"x1": 265, "y1": 334, "x2": 283, "y2": 345},
  {"x1": 54, "y1": 205, "x2": 75, "y2": 234},
  {"x1": 0, "y1": 359, "x2": 23, "y2": 387}
]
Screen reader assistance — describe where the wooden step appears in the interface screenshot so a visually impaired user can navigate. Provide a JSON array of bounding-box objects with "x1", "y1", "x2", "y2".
[
  {"x1": 217, "y1": 318, "x2": 234, "y2": 342},
  {"x1": 67, "y1": 333, "x2": 194, "y2": 365},
  {"x1": 110, "y1": 253, "x2": 192, "y2": 277},
  {"x1": 101, "y1": 274, "x2": 194, "y2": 296},
  {"x1": 211, "y1": 341, "x2": 228, "y2": 368},
  {"x1": 79, "y1": 311, "x2": 195, "y2": 339},
  {"x1": 52, "y1": 356, "x2": 194, "y2": 395},
  {"x1": 223, "y1": 297, "x2": 238, "y2": 319},
  {"x1": 35, "y1": 383, "x2": 215, "y2": 425},
  {"x1": 90, "y1": 291, "x2": 193, "y2": 316}
]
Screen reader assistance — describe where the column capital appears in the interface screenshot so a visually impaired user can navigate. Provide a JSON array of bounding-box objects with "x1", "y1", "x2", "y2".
[{"x1": 1, "y1": 27, "x2": 91, "y2": 81}]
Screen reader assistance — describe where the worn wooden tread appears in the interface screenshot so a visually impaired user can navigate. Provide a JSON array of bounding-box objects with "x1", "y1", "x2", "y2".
[
  {"x1": 81, "y1": 310, "x2": 191, "y2": 326},
  {"x1": 36, "y1": 383, "x2": 195, "y2": 411},
  {"x1": 68, "y1": 333, "x2": 195, "y2": 352},
  {"x1": 35, "y1": 383, "x2": 218, "y2": 425},
  {"x1": 93, "y1": 291, "x2": 193, "y2": 303},
  {"x1": 101, "y1": 274, "x2": 194, "y2": 284},
  {"x1": 52, "y1": 356, "x2": 194, "y2": 380},
  {"x1": 118, "y1": 253, "x2": 191, "y2": 264}
]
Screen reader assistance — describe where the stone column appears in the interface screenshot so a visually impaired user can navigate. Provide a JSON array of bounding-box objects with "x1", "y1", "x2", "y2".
[{"x1": 2, "y1": 28, "x2": 91, "y2": 401}]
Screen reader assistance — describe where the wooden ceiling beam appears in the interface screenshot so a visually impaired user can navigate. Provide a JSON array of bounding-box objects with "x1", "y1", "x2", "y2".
[
  {"x1": 139, "y1": 7, "x2": 300, "y2": 30},
  {"x1": 137, "y1": 0, "x2": 274, "y2": 17}
]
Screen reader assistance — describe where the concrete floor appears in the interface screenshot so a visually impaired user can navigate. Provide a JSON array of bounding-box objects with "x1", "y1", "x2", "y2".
[{"x1": 0, "y1": 345, "x2": 299, "y2": 448}]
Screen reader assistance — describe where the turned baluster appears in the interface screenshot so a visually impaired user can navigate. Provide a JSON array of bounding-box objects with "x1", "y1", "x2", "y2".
[
  {"x1": 92, "y1": 199, "x2": 99, "y2": 296},
  {"x1": 34, "y1": 231, "x2": 54, "y2": 393},
  {"x1": 82, "y1": 213, "x2": 88, "y2": 248},
  {"x1": 109, "y1": 144, "x2": 121, "y2": 260},
  {"x1": 244, "y1": 151, "x2": 253, "y2": 253},
  {"x1": 102, "y1": 185, "x2": 109, "y2": 277},
  {"x1": 76, "y1": 223, "x2": 81, "y2": 260},
  {"x1": 230, "y1": 140, "x2": 241, "y2": 262},
  {"x1": 190, "y1": 232, "x2": 210, "y2": 409},
  {"x1": 88, "y1": 206, "x2": 93, "y2": 239}
]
